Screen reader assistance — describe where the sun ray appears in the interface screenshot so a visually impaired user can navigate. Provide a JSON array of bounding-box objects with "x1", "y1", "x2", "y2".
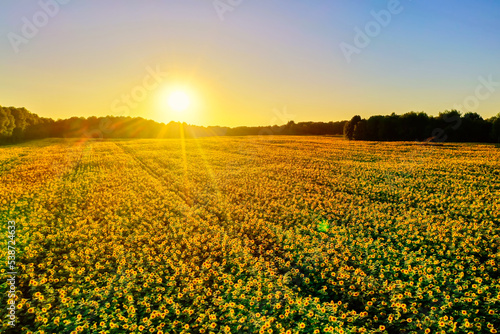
[
  {"x1": 179, "y1": 123, "x2": 189, "y2": 197},
  {"x1": 192, "y1": 136, "x2": 226, "y2": 215}
]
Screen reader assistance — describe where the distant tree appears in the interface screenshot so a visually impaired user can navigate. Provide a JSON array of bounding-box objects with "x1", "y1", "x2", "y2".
[
  {"x1": 463, "y1": 112, "x2": 482, "y2": 121},
  {"x1": 344, "y1": 115, "x2": 361, "y2": 140},
  {"x1": 438, "y1": 109, "x2": 462, "y2": 124},
  {"x1": 398, "y1": 111, "x2": 429, "y2": 141},
  {"x1": 353, "y1": 120, "x2": 367, "y2": 140},
  {"x1": 9, "y1": 107, "x2": 29, "y2": 140},
  {"x1": 490, "y1": 114, "x2": 500, "y2": 143},
  {"x1": 330, "y1": 121, "x2": 347, "y2": 135},
  {"x1": 434, "y1": 110, "x2": 461, "y2": 142},
  {"x1": 365, "y1": 115, "x2": 382, "y2": 140},
  {"x1": 0, "y1": 107, "x2": 16, "y2": 139},
  {"x1": 458, "y1": 112, "x2": 491, "y2": 142},
  {"x1": 383, "y1": 113, "x2": 400, "y2": 141},
  {"x1": 377, "y1": 116, "x2": 391, "y2": 141},
  {"x1": 284, "y1": 120, "x2": 295, "y2": 135}
]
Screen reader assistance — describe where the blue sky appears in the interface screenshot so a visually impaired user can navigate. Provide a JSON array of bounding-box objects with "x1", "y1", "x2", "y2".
[{"x1": 1, "y1": 0, "x2": 499, "y2": 126}]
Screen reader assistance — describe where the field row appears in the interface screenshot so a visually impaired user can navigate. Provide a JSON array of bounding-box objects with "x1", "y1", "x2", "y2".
[{"x1": 0, "y1": 137, "x2": 499, "y2": 333}]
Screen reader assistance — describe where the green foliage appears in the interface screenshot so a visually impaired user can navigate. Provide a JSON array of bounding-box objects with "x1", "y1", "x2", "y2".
[
  {"x1": 344, "y1": 115, "x2": 361, "y2": 140},
  {"x1": 1, "y1": 104, "x2": 499, "y2": 144}
]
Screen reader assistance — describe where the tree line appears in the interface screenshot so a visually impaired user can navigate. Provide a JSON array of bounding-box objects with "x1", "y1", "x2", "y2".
[
  {"x1": 0, "y1": 105, "x2": 346, "y2": 144},
  {"x1": 226, "y1": 121, "x2": 346, "y2": 136},
  {"x1": 2, "y1": 105, "x2": 500, "y2": 144},
  {"x1": 344, "y1": 110, "x2": 500, "y2": 143},
  {"x1": 0, "y1": 106, "x2": 226, "y2": 143}
]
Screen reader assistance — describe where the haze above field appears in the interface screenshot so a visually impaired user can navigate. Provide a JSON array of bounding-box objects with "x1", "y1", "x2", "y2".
[{"x1": 1, "y1": 1, "x2": 499, "y2": 126}]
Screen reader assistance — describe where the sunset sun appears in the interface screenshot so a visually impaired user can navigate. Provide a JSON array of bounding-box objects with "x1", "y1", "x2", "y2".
[{"x1": 167, "y1": 90, "x2": 190, "y2": 112}]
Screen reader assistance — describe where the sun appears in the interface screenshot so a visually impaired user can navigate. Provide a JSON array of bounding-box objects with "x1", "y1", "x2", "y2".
[{"x1": 167, "y1": 90, "x2": 190, "y2": 112}]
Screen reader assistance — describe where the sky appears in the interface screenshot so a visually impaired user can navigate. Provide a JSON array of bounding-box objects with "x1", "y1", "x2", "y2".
[{"x1": 1, "y1": 0, "x2": 499, "y2": 127}]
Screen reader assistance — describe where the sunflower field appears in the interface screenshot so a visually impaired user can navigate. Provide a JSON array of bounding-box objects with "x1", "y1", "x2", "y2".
[{"x1": 0, "y1": 137, "x2": 499, "y2": 334}]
